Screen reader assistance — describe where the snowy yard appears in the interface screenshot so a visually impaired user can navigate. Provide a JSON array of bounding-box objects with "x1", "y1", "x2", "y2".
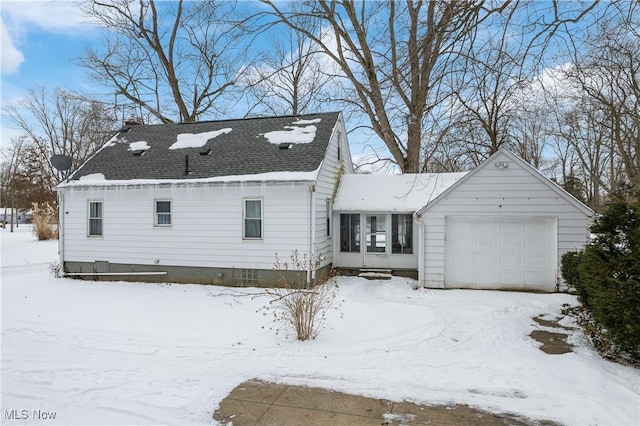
[{"x1": 1, "y1": 227, "x2": 638, "y2": 425}]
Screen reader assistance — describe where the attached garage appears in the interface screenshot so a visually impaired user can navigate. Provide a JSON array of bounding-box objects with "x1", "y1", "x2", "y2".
[
  {"x1": 444, "y1": 216, "x2": 557, "y2": 290},
  {"x1": 417, "y1": 149, "x2": 594, "y2": 292},
  {"x1": 331, "y1": 148, "x2": 592, "y2": 292}
]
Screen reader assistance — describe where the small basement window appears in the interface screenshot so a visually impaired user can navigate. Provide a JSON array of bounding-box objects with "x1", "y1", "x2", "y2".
[
  {"x1": 155, "y1": 200, "x2": 172, "y2": 226},
  {"x1": 278, "y1": 143, "x2": 293, "y2": 150},
  {"x1": 132, "y1": 150, "x2": 145, "y2": 156},
  {"x1": 235, "y1": 269, "x2": 258, "y2": 286}
]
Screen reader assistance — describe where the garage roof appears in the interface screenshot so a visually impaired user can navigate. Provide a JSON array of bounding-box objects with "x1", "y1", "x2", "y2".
[{"x1": 333, "y1": 173, "x2": 467, "y2": 212}]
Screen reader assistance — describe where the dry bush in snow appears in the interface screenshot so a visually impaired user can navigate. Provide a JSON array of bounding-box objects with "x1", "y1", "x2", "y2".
[
  {"x1": 258, "y1": 250, "x2": 341, "y2": 341},
  {"x1": 31, "y1": 202, "x2": 58, "y2": 240}
]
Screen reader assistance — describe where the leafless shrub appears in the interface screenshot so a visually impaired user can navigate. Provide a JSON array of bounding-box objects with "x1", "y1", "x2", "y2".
[
  {"x1": 49, "y1": 261, "x2": 61, "y2": 278},
  {"x1": 409, "y1": 280, "x2": 422, "y2": 290},
  {"x1": 258, "y1": 250, "x2": 341, "y2": 341},
  {"x1": 31, "y1": 202, "x2": 58, "y2": 240}
]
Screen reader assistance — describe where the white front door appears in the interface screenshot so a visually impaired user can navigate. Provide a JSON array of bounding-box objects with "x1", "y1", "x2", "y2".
[{"x1": 363, "y1": 214, "x2": 390, "y2": 268}]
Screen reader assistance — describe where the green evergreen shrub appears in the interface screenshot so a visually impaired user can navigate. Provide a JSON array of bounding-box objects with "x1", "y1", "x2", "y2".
[
  {"x1": 561, "y1": 190, "x2": 640, "y2": 359},
  {"x1": 560, "y1": 250, "x2": 588, "y2": 305}
]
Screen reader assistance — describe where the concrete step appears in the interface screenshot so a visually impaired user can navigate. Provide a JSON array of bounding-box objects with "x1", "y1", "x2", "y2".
[{"x1": 358, "y1": 268, "x2": 393, "y2": 280}]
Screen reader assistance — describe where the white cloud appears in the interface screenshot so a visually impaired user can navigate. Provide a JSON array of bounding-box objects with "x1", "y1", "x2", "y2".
[
  {"x1": 0, "y1": 18, "x2": 24, "y2": 74},
  {"x1": 1, "y1": 1, "x2": 89, "y2": 33},
  {"x1": 1, "y1": 0, "x2": 91, "y2": 74}
]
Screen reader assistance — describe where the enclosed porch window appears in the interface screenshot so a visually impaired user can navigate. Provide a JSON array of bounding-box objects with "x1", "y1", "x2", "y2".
[
  {"x1": 340, "y1": 214, "x2": 360, "y2": 252},
  {"x1": 392, "y1": 214, "x2": 413, "y2": 254}
]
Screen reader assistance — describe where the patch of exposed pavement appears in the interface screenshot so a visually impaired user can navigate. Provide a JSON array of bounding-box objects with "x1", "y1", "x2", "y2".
[
  {"x1": 213, "y1": 380, "x2": 560, "y2": 425},
  {"x1": 530, "y1": 316, "x2": 575, "y2": 355}
]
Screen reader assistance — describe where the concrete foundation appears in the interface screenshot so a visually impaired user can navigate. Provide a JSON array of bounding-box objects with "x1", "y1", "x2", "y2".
[{"x1": 63, "y1": 261, "x2": 332, "y2": 288}]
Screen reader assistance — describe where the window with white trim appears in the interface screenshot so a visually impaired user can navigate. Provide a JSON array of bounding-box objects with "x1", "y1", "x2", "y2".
[
  {"x1": 155, "y1": 200, "x2": 172, "y2": 226},
  {"x1": 243, "y1": 199, "x2": 262, "y2": 239},
  {"x1": 88, "y1": 201, "x2": 103, "y2": 236}
]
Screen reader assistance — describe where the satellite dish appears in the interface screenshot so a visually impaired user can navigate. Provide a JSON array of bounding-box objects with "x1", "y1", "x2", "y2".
[{"x1": 50, "y1": 154, "x2": 73, "y2": 171}]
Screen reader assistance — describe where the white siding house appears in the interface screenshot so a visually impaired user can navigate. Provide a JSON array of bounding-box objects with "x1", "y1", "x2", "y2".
[
  {"x1": 57, "y1": 112, "x2": 352, "y2": 286},
  {"x1": 58, "y1": 111, "x2": 592, "y2": 292}
]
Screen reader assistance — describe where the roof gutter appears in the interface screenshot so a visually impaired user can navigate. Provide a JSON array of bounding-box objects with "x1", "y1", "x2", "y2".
[{"x1": 58, "y1": 190, "x2": 65, "y2": 274}]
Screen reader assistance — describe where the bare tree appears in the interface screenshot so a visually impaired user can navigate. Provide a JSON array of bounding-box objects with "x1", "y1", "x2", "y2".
[
  {"x1": 543, "y1": 0, "x2": 640, "y2": 206},
  {"x1": 441, "y1": 0, "x2": 599, "y2": 167},
  {"x1": 567, "y1": 10, "x2": 640, "y2": 190},
  {"x1": 0, "y1": 137, "x2": 27, "y2": 232},
  {"x1": 3, "y1": 87, "x2": 117, "y2": 184},
  {"x1": 79, "y1": 0, "x2": 249, "y2": 123},
  {"x1": 243, "y1": 19, "x2": 333, "y2": 116},
  {"x1": 260, "y1": 0, "x2": 511, "y2": 173}
]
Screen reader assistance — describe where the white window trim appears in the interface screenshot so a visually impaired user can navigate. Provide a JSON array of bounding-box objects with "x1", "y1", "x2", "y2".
[
  {"x1": 154, "y1": 199, "x2": 172, "y2": 227},
  {"x1": 243, "y1": 198, "x2": 263, "y2": 240},
  {"x1": 87, "y1": 200, "x2": 103, "y2": 238}
]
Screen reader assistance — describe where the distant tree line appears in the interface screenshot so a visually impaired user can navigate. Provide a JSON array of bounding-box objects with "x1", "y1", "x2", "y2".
[{"x1": 2, "y1": 0, "x2": 638, "y2": 213}]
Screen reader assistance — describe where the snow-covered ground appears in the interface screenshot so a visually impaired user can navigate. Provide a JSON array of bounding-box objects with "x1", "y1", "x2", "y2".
[{"x1": 1, "y1": 227, "x2": 638, "y2": 425}]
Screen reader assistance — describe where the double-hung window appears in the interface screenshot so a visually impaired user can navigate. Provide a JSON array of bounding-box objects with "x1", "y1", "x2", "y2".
[
  {"x1": 88, "y1": 201, "x2": 103, "y2": 237},
  {"x1": 244, "y1": 199, "x2": 262, "y2": 239},
  {"x1": 155, "y1": 200, "x2": 172, "y2": 226}
]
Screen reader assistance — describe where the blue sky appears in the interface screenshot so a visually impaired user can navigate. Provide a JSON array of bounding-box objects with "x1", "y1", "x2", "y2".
[
  {"x1": 0, "y1": 0, "x2": 610, "y2": 173},
  {"x1": 1, "y1": 0, "x2": 102, "y2": 144},
  {"x1": 0, "y1": 0, "x2": 382, "y2": 167}
]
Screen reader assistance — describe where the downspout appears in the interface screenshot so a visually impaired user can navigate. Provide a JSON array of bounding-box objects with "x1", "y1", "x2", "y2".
[
  {"x1": 416, "y1": 213, "x2": 424, "y2": 287},
  {"x1": 59, "y1": 190, "x2": 65, "y2": 273},
  {"x1": 307, "y1": 184, "x2": 316, "y2": 288}
]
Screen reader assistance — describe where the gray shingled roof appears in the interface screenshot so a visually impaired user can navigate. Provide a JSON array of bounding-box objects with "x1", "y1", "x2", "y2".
[{"x1": 70, "y1": 112, "x2": 340, "y2": 181}]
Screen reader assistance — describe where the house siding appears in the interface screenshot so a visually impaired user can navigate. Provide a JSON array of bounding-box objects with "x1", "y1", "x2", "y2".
[
  {"x1": 60, "y1": 181, "x2": 314, "y2": 283},
  {"x1": 312, "y1": 120, "x2": 353, "y2": 273},
  {"x1": 419, "y1": 151, "x2": 592, "y2": 290},
  {"x1": 57, "y1": 112, "x2": 353, "y2": 287}
]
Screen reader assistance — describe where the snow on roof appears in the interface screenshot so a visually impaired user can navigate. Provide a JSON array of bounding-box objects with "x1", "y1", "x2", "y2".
[
  {"x1": 263, "y1": 125, "x2": 318, "y2": 144},
  {"x1": 292, "y1": 118, "x2": 321, "y2": 125},
  {"x1": 60, "y1": 169, "x2": 320, "y2": 188},
  {"x1": 128, "y1": 141, "x2": 150, "y2": 151},
  {"x1": 79, "y1": 173, "x2": 106, "y2": 181},
  {"x1": 169, "y1": 128, "x2": 232, "y2": 150},
  {"x1": 333, "y1": 173, "x2": 467, "y2": 212}
]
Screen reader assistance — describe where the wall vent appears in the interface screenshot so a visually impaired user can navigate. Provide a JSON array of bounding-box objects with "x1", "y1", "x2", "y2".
[
  {"x1": 132, "y1": 150, "x2": 145, "y2": 157},
  {"x1": 200, "y1": 148, "x2": 212, "y2": 155},
  {"x1": 278, "y1": 143, "x2": 293, "y2": 150}
]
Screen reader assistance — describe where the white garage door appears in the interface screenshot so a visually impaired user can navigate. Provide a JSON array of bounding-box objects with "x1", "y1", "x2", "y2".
[{"x1": 445, "y1": 216, "x2": 557, "y2": 290}]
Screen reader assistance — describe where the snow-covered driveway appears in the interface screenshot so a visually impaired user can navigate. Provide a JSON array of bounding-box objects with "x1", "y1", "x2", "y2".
[{"x1": 1, "y1": 228, "x2": 638, "y2": 425}]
